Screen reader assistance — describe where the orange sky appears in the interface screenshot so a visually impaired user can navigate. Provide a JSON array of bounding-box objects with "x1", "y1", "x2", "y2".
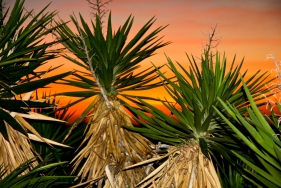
[{"x1": 7, "y1": 0, "x2": 281, "y2": 121}]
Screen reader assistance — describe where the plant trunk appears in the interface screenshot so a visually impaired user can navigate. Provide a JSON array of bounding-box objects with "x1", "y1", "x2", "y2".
[
  {"x1": 137, "y1": 143, "x2": 222, "y2": 188},
  {"x1": 72, "y1": 95, "x2": 155, "y2": 187}
]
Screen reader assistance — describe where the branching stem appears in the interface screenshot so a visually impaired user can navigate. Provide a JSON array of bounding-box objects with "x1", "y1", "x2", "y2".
[
  {"x1": 201, "y1": 24, "x2": 221, "y2": 57},
  {"x1": 86, "y1": 0, "x2": 112, "y2": 29}
]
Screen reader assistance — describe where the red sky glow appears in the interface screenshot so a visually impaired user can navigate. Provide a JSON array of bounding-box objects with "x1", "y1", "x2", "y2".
[{"x1": 5, "y1": 0, "x2": 281, "y2": 121}]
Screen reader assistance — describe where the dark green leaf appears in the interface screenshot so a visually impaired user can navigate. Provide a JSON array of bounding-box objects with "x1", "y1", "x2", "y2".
[
  {"x1": 199, "y1": 138, "x2": 210, "y2": 159},
  {"x1": 0, "y1": 109, "x2": 27, "y2": 136}
]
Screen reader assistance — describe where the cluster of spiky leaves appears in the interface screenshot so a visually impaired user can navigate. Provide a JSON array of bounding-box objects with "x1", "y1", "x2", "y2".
[
  {"x1": 0, "y1": 0, "x2": 71, "y2": 176},
  {"x1": 54, "y1": 12, "x2": 170, "y2": 106},
  {"x1": 0, "y1": 0, "x2": 71, "y2": 139},
  {"x1": 0, "y1": 158, "x2": 74, "y2": 188},
  {"x1": 25, "y1": 91, "x2": 87, "y2": 186},
  {"x1": 124, "y1": 51, "x2": 274, "y2": 186},
  {"x1": 215, "y1": 79, "x2": 281, "y2": 188},
  {"x1": 126, "y1": 51, "x2": 273, "y2": 148}
]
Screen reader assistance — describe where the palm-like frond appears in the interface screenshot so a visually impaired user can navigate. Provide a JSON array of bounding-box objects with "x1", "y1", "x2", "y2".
[
  {"x1": 0, "y1": 0, "x2": 72, "y2": 175},
  {"x1": 28, "y1": 91, "x2": 86, "y2": 182},
  {"x1": 126, "y1": 52, "x2": 273, "y2": 147},
  {"x1": 54, "y1": 12, "x2": 170, "y2": 105},
  {"x1": 214, "y1": 78, "x2": 281, "y2": 188},
  {"x1": 124, "y1": 51, "x2": 274, "y2": 187},
  {"x1": 0, "y1": 0, "x2": 72, "y2": 137}
]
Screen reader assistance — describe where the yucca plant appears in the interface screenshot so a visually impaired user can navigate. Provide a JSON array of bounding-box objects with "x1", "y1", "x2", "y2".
[
  {"x1": 54, "y1": 12, "x2": 170, "y2": 186},
  {"x1": 214, "y1": 78, "x2": 281, "y2": 188},
  {"x1": 0, "y1": 0, "x2": 71, "y2": 176},
  {"x1": 124, "y1": 50, "x2": 274, "y2": 187}
]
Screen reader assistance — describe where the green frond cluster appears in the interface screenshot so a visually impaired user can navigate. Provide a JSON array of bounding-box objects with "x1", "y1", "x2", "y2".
[
  {"x1": 215, "y1": 79, "x2": 281, "y2": 187},
  {"x1": 125, "y1": 52, "x2": 273, "y2": 148},
  {"x1": 0, "y1": 0, "x2": 72, "y2": 139},
  {"x1": 55, "y1": 12, "x2": 170, "y2": 106}
]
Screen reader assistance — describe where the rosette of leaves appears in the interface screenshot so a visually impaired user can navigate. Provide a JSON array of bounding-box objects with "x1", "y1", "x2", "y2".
[
  {"x1": 54, "y1": 12, "x2": 170, "y2": 187},
  {"x1": 0, "y1": 0, "x2": 71, "y2": 176},
  {"x1": 124, "y1": 51, "x2": 274, "y2": 187}
]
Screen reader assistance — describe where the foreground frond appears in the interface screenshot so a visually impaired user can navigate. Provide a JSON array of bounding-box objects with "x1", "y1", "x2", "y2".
[
  {"x1": 214, "y1": 78, "x2": 281, "y2": 187},
  {"x1": 0, "y1": 120, "x2": 37, "y2": 177},
  {"x1": 0, "y1": 0, "x2": 72, "y2": 176},
  {"x1": 0, "y1": 159, "x2": 74, "y2": 187}
]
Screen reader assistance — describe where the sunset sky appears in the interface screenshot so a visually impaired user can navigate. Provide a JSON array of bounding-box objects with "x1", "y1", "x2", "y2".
[{"x1": 6, "y1": 0, "x2": 281, "y2": 119}]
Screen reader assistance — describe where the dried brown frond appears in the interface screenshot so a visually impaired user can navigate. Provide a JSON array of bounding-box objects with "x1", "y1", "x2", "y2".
[
  {"x1": 136, "y1": 143, "x2": 221, "y2": 188},
  {"x1": 71, "y1": 95, "x2": 155, "y2": 187},
  {"x1": 0, "y1": 121, "x2": 38, "y2": 178},
  {"x1": 0, "y1": 110, "x2": 69, "y2": 178}
]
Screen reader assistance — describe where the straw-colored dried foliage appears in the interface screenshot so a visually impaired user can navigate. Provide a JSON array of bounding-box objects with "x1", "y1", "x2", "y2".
[
  {"x1": 137, "y1": 144, "x2": 221, "y2": 188},
  {"x1": 0, "y1": 115, "x2": 38, "y2": 178},
  {"x1": 72, "y1": 96, "x2": 155, "y2": 187},
  {"x1": 0, "y1": 109, "x2": 69, "y2": 178}
]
